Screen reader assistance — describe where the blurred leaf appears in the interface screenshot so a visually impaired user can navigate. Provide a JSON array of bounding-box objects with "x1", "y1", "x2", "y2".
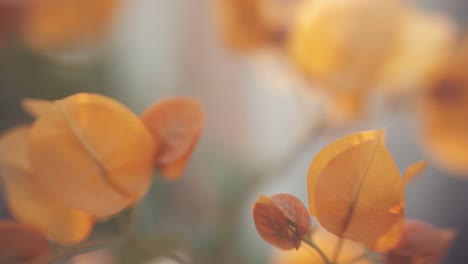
[
  {"x1": 0, "y1": 126, "x2": 94, "y2": 245},
  {"x1": 402, "y1": 160, "x2": 427, "y2": 185},
  {"x1": 0, "y1": 220, "x2": 51, "y2": 264},
  {"x1": 29, "y1": 93, "x2": 155, "y2": 217},
  {"x1": 385, "y1": 220, "x2": 456, "y2": 264},
  {"x1": 140, "y1": 97, "x2": 204, "y2": 180}
]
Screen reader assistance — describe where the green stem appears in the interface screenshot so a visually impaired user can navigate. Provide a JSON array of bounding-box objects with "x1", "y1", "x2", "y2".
[{"x1": 302, "y1": 235, "x2": 331, "y2": 264}]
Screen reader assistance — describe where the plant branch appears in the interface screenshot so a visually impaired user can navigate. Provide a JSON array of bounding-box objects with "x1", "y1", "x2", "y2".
[
  {"x1": 332, "y1": 238, "x2": 344, "y2": 264},
  {"x1": 302, "y1": 235, "x2": 331, "y2": 264}
]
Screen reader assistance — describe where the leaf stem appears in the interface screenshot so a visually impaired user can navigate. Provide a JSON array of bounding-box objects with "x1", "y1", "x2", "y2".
[
  {"x1": 302, "y1": 235, "x2": 331, "y2": 264},
  {"x1": 332, "y1": 238, "x2": 344, "y2": 264}
]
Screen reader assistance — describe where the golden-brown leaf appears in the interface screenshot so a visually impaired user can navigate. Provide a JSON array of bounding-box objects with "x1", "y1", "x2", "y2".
[
  {"x1": 311, "y1": 130, "x2": 405, "y2": 246},
  {"x1": 0, "y1": 221, "x2": 50, "y2": 264},
  {"x1": 21, "y1": 0, "x2": 121, "y2": 52},
  {"x1": 29, "y1": 93, "x2": 155, "y2": 217},
  {"x1": 385, "y1": 220, "x2": 456, "y2": 264},
  {"x1": 140, "y1": 97, "x2": 204, "y2": 180},
  {"x1": 271, "y1": 229, "x2": 369, "y2": 264},
  {"x1": 253, "y1": 195, "x2": 302, "y2": 250},
  {"x1": 402, "y1": 160, "x2": 427, "y2": 185},
  {"x1": 21, "y1": 98, "x2": 54, "y2": 118},
  {"x1": 0, "y1": 126, "x2": 94, "y2": 245},
  {"x1": 308, "y1": 130, "x2": 383, "y2": 216}
]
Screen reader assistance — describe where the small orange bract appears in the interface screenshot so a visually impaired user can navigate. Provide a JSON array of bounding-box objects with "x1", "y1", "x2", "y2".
[
  {"x1": 0, "y1": 126, "x2": 94, "y2": 244},
  {"x1": 140, "y1": 97, "x2": 204, "y2": 180},
  {"x1": 29, "y1": 93, "x2": 155, "y2": 217},
  {"x1": 253, "y1": 194, "x2": 310, "y2": 250},
  {"x1": 0, "y1": 221, "x2": 51, "y2": 264}
]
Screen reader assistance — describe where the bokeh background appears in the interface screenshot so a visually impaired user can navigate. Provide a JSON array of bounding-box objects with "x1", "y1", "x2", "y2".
[{"x1": 1, "y1": 0, "x2": 468, "y2": 263}]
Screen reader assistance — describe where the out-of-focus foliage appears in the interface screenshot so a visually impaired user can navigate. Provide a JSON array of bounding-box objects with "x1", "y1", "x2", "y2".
[
  {"x1": 0, "y1": 126, "x2": 94, "y2": 244},
  {"x1": 0, "y1": 0, "x2": 121, "y2": 52},
  {"x1": 0, "y1": 93, "x2": 205, "y2": 263},
  {"x1": 0, "y1": 220, "x2": 51, "y2": 264},
  {"x1": 418, "y1": 39, "x2": 468, "y2": 176},
  {"x1": 287, "y1": 0, "x2": 401, "y2": 121},
  {"x1": 140, "y1": 97, "x2": 205, "y2": 180},
  {"x1": 27, "y1": 93, "x2": 155, "y2": 218},
  {"x1": 214, "y1": 0, "x2": 303, "y2": 52},
  {"x1": 386, "y1": 220, "x2": 456, "y2": 264}
]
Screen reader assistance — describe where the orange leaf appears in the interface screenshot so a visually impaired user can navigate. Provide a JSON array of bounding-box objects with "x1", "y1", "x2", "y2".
[
  {"x1": 402, "y1": 160, "x2": 427, "y2": 185},
  {"x1": 21, "y1": 98, "x2": 54, "y2": 118},
  {"x1": 140, "y1": 97, "x2": 204, "y2": 180},
  {"x1": 0, "y1": 221, "x2": 50, "y2": 264},
  {"x1": 0, "y1": 126, "x2": 94, "y2": 244},
  {"x1": 29, "y1": 93, "x2": 155, "y2": 217},
  {"x1": 253, "y1": 194, "x2": 307, "y2": 249},
  {"x1": 310, "y1": 130, "x2": 405, "y2": 246},
  {"x1": 386, "y1": 220, "x2": 456, "y2": 264},
  {"x1": 271, "y1": 193, "x2": 311, "y2": 238},
  {"x1": 308, "y1": 130, "x2": 383, "y2": 216}
]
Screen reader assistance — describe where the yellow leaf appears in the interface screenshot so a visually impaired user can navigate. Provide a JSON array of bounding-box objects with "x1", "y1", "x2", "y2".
[
  {"x1": 310, "y1": 130, "x2": 405, "y2": 246},
  {"x1": 0, "y1": 221, "x2": 51, "y2": 264},
  {"x1": 21, "y1": 98, "x2": 54, "y2": 118},
  {"x1": 0, "y1": 126, "x2": 94, "y2": 245},
  {"x1": 29, "y1": 93, "x2": 155, "y2": 217},
  {"x1": 271, "y1": 229, "x2": 369, "y2": 264},
  {"x1": 402, "y1": 160, "x2": 427, "y2": 185},
  {"x1": 140, "y1": 97, "x2": 204, "y2": 180}
]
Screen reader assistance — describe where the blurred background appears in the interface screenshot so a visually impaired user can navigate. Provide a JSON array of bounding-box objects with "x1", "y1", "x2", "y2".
[{"x1": 1, "y1": 0, "x2": 468, "y2": 263}]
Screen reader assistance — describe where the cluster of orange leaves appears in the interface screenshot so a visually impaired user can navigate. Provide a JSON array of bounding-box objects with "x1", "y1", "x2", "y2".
[
  {"x1": 0, "y1": 0, "x2": 121, "y2": 52},
  {"x1": 0, "y1": 93, "x2": 204, "y2": 262},
  {"x1": 253, "y1": 130, "x2": 456, "y2": 264},
  {"x1": 216, "y1": 0, "x2": 468, "y2": 177}
]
